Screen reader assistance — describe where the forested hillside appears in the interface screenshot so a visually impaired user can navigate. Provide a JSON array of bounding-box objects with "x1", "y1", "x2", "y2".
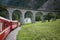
[{"x1": 0, "y1": 0, "x2": 48, "y2": 9}]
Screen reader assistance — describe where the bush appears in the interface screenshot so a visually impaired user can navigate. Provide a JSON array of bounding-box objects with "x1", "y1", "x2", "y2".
[
  {"x1": 12, "y1": 14, "x2": 18, "y2": 20},
  {"x1": 36, "y1": 15, "x2": 41, "y2": 21}
]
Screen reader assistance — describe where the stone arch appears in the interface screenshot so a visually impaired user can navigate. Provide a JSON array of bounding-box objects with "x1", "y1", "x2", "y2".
[
  {"x1": 24, "y1": 11, "x2": 33, "y2": 23},
  {"x1": 35, "y1": 12, "x2": 43, "y2": 21},
  {"x1": 12, "y1": 10, "x2": 23, "y2": 25},
  {"x1": 0, "y1": 7, "x2": 9, "y2": 19}
]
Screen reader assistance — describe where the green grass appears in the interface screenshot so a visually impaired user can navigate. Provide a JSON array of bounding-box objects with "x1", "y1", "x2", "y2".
[{"x1": 16, "y1": 19, "x2": 60, "y2": 40}]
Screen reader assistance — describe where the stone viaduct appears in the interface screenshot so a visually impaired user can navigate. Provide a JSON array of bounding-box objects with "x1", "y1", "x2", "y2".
[{"x1": 1, "y1": 7, "x2": 56, "y2": 25}]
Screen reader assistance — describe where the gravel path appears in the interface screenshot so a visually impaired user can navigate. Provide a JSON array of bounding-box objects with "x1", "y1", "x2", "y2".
[{"x1": 5, "y1": 27, "x2": 21, "y2": 40}]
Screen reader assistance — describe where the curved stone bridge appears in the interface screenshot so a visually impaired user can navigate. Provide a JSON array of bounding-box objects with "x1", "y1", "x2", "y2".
[{"x1": 0, "y1": 7, "x2": 56, "y2": 25}]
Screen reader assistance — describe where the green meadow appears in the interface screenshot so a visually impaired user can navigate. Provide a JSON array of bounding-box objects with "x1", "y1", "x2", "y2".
[{"x1": 17, "y1": 19, "x2": 60, "y2": 40}]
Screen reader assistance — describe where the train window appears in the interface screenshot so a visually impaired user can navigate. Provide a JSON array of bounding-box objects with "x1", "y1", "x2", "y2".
[
  {"x1": 0, "y1": 22, "x2": 3, "y2": 32},
  {"x1": 5, "y1": 23, "x2": 9, "y2": 28}
]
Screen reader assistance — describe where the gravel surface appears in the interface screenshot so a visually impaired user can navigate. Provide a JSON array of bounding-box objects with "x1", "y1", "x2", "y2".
[{"x1": 5, "y1": 27, "x2": 21, "y2": 40}]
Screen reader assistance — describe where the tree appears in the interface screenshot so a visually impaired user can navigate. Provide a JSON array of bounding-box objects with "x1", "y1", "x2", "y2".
[
  {"x1": 0, "y1": 7, "x2": 8, "y2": 18},
  {"x1": 25, "y1": 11, "x2": 32, "y2": 18},
  {"x1": 46, "y1": 13, "x2": 56, "y2": 22},
  {"x1": 12, "y1": 13, "x2": 18, "y2": 20},
  {"x1": 36, "y1": 12, "x2": 43, "y2": 21},
  {"x1": 56, "y1": 12, "x2": 60, "y2": 19},
  {"x1": 0, "y1": 3, "x2": 9, "y2": 19}
]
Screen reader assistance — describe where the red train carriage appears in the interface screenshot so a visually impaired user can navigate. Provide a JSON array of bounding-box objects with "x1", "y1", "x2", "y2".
[
  {"x1": 10, "y1": 20, "x2": 18, "y2": 30},
  {"x1": 0, "y1": 16, "x2": 18, "y2": 40},
  {"x1": 0, "y1": 17, "x2": 11, "y2": 40}
]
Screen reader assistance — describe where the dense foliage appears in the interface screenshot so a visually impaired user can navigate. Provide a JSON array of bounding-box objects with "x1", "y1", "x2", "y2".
[
  {"x1": 25, "y1": 11, "x2": 32, "y2": 18},
  {"x1": 0, "y1": 0, "x2": 48, "y2": 9},
  {"x1": 12, "y1": 13, "x2": 18, "y2": 20},
  {"x1": 12, "y1": 11, "x2": 20, "y2": 21},
  {"x1": 56, "y1": 12, "x2": 60, "y2": 19},
  {"x1": 0, "y1": 7, "x2": 8, "y2": 18}
]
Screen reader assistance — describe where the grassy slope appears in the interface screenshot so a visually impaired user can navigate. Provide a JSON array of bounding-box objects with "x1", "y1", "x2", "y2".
[{"x1": 16, "y1": 19, "x2": 60, "y2": 40}]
